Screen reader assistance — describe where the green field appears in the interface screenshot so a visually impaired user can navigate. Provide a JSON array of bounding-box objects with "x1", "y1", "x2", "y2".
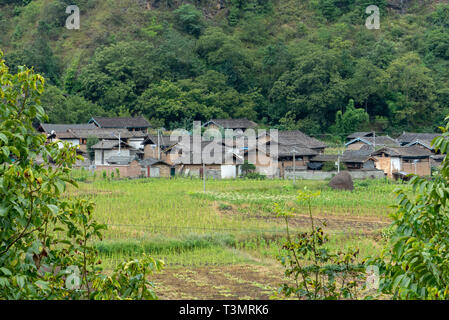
[{"x1": 67, "y1": 173, "x2": 404, "y2": 299}]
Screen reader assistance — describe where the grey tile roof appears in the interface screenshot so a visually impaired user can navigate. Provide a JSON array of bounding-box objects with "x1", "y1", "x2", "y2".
[
  {"x1": 91, "y1": 140, "x2": 133, "y2": 150},
  {"x1": 90, "y1": 116, "x2": 150, "y2": 129},
  {"x1": 371, "y1": 145, "x2": 432, "y2": 158},
  {"x1": 70, "y1": 128, "x2": 147, "y2": 140},
  {"x1": 106, "y1": 155, "x2": 137, "y2": 165},
  {"x1": 397, "y1": 132, "x2": 440, "y2": 144},
  {"x1": 39, "y1": 123, "x2": 97, "y2": 133},
  {"x1": 347, "y1": 132, "x2": 374, "y2": 139},
  {"x1": 311, "y1": 149, "x2": 375, "y2": 163},
  {"x1": 139, "y1": 158, "x2": 170, "y2": 166},
  {"x1": 143, "y1": 134, "x2": 177, "y2": 148},
  {"x1": 405, "y1": 139, "x2": 434, "y2": 150},
  {"x1": 273, "y1": 131, "x2": 327, "y2": 149},
  {"x1": 204, "y1": 119, "x2": 257, "y2": 129},
  {"x1": 345, "y1": 136, "x2": 399, "y2": 148}
]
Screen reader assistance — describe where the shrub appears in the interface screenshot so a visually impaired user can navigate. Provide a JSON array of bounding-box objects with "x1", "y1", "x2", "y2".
[
  {"x1": 369, "y1": 118, "x2": 449, "y2": 299},
  {"x1": 245, "y1": 172, "x2": 266, "y2": 180}
]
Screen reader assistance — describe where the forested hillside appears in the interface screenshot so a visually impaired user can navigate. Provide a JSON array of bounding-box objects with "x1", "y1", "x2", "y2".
[{"x1": 1, "y1": 0, "x2": 449, "y2": 138}]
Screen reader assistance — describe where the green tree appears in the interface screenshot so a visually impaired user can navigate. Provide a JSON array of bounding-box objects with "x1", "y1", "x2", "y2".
[
  {"x1": 0, "y1": 53, "x2": 162, "y2": 300},
  {"x1": 331, "y1": 99, "x2": 369, "y2": 138},
  {"x1": 386, "y1": 53, "x2": 437, "y2": 128},
  {"x1": 173, "y1": 4, "x2": 205, "y2": 37},
  {"x1": 370, "y1": 116, "x2": 449, "y2": 299}
]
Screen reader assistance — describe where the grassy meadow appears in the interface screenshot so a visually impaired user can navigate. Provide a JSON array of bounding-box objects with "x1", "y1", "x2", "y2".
[{"x1": 66, "y1": 171, "x2": 405, "y2": 299}]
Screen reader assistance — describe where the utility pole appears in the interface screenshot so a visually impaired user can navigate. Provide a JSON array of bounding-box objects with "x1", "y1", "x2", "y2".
[
  {"x1": 293, "y1": 149, "x2": 296, "y2": 184},
  {"x1": 157, "y1": 129, "x2": 161, "y2": 160},
  {"x1": 203, "y1": 163, "x2": 206, "y2": 192},
  {"x1": 113, "y1": 131, "x2": 122, "y2": 155},
  {"x1": 337, "y1": 151, "x2": 341, "y2": 173},
  {"x1": 373, "y1": 131, "x2": 376, "y2": 149}
]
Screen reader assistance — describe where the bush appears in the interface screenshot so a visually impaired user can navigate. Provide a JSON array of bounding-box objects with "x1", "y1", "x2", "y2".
[
  {"x1": 322, "y1": 161, "x2": 337, "y2": 171},
  {"x1": 244, "y1": 172, "x2": 266, "y2": 180},
  {"x1": 369, "y1": 120, "x2": 449, "y2": 299}
]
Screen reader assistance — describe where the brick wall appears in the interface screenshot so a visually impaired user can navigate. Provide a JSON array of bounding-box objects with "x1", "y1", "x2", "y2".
[
  {"x1": 402, "y1": 158, "x2": 431, "y2": 176},
  {"x1": 96, "y1": 160, "x2": 143, "y2": 178}
]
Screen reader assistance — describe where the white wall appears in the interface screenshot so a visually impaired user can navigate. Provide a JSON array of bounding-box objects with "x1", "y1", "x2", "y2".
[
  {"x1": 128, "y1": 138, "x2": 145, "y2": 150},
  {"x1": 57, "y1": 139, "x2": 79, "y2": 149},
  {"x1": 94, "y1": 149, "x2": 131, "y2": 165},
  {"x1": 221, "y1": 165, "x2": 236, "y2": 179}
]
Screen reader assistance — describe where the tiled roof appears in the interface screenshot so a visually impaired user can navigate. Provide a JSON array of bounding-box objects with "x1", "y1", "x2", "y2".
[
  {"x1": 90, "y1": 116, "x2": 150, "y2": 129},
  {"x1": 311, "y1": 149, "x2": 375, "y2": 163},
  {"x1": 273, "y1": 131, "x2": 327, "y2": 149},
  {"x1": 205, "y1": 119, "x2": 257, "y2": 129},
  {"x1": 397, "y1": 132, "x2": 440, "y2": 144},
  {"x1": 346, "y1": 132, "x2": 374, "y2": 139},
  {"x1": 345, "y1": 136, "x2": 399, "y2": 148},
  {"x1": 371, "y1": 145, "x2": 432, "y2": 158},
  {"x1": 143, "y1": 134, "x2": 177, "y2": 148},
  {"x1": 70, "y1": 128, "x2": 147, "y2": 139},
  {"x1": 91, "y1": 140, "x2": 133, "y2": 150},
  {"x1": 139, "y1": 158, "x2": 170, "y2": 166},
  {"x1": 405, "y1": 139, "x2": 434, "y2": 150},
  {"x1": 39, "y1": 123, "x2": 97, "y2": 133}
]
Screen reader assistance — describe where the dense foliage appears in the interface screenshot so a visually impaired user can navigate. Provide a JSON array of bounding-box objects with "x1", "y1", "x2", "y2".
[
  {"x1": 0, "y1": 53, "x2": 163, "y2": 299},
  {"x1": 370, "y1": 117, "x2": 449, "y2": 299},
  {"x1": 1, "y1": 0, "x2": 447, "y2": 135}
]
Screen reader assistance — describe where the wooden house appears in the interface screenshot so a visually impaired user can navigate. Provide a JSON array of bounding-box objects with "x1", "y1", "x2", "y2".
[{"x1": 371, "y1": 146, "x2": 432, "y2": 178}]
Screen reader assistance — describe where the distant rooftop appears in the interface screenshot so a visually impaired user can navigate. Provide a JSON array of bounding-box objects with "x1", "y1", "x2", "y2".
[
  {"x1": 397, "y1": 132, "x2": 440, "y2": 144},
  {"x1": 39, "y1": 123, "x2": 96, "y2": 133},
  {"x1": 204, "y1": 119, "x2": 257, "y2": 130},
  {"x1": 89, "y1": 116, "x2": 151, "y2": 129}
]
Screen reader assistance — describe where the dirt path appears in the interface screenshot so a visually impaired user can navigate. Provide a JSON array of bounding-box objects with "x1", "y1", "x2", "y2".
[{"x1": 152, "y1": 264, "x2": 289, "y2": 300}]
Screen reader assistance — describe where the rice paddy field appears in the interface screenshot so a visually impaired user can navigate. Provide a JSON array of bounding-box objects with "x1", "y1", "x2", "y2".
[{"x1": 67, "y1": 171, "x2": 407, "y2": 300}]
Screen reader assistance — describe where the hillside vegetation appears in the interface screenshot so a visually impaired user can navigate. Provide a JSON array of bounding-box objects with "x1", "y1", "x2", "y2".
[{"x1": 1, "y1": 0, "x2": 449, "y2": 137}]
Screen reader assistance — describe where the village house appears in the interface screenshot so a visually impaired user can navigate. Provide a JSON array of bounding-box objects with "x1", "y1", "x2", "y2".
[
  {"x1": 259, "y1": 130, "x2": 327, "y2": 154},
  {"x1": 91, "y1": 140, "x2": 143, "y2": 166},
  {"x1": 88, "y1": 116, "x2": 151, "y2": 132},
  {"x1": 345, "y1": 135, "x2": 400, "y2": 150},
  {"x1": 202, "y1": 118, "x2": 257, "y2": 133},
  {"x1": 167, "y1": 140, "x2": 243, "y2": 179},
  {"x1": 371, "y1": 145, "x2": 432, "y2": 179},
  {"x1": 141, "y1": 133, "x2": 177, "y2": 161},
  {"x1": 309, "y1": 149, "x2": 378, "y2": 171},
  {"x1": 396, "y1": 133, "x2": 444, "y2": 167},
  {"x1": 139, "y1": 158, "x2": 173, "y2": 178}
]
